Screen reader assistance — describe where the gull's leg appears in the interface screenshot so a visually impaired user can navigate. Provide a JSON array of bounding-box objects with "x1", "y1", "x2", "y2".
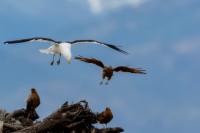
[
  {"x1": 50, "y1": 54, "x2": 55, "y2": 66},
  {"x1": 57, "y1": 53, "x2": 61, "y2": 65}
]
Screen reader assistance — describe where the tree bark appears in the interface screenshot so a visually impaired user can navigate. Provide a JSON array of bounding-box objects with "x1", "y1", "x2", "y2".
[{"x1": 1, "y1": 100, "x2": 124, "y2": 133}]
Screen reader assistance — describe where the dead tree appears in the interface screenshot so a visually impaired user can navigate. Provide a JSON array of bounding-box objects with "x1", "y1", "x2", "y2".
[{"x1": 1, "y1": 100, "x2": 124, "y2": 133}]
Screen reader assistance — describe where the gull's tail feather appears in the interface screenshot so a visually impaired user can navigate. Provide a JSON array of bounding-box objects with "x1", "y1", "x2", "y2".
[{"x1": 39, "y1": 49, "x2": 53, "y2": 54}]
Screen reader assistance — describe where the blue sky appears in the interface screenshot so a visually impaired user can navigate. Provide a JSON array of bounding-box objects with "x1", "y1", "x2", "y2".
[{"x1": 0, "y1": 0, "x2": 200, "y2": 133}]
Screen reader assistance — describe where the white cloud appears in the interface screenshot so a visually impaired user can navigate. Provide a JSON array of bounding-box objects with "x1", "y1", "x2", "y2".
[
  {"x1": 173, "y1": 37, "x2": 200, "y2": 54},
  {"x1": 81, "y1": 20, "x2": 117, "y2": 38},
  {"x1": 88, "y1": 0, "x2": 102, "y2": 14},
  {"x1": 1, "y1": 0, "x2": 47, "y2": 16},
  {"x1": 125, "y1": 42, "x2": 162, "y2": 57},
  {"x1": 87, "y1": 0, "x2": 147, "y2": 14}
]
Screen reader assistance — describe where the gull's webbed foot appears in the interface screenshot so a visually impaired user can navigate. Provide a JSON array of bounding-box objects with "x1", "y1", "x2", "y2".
[
  {"x1": 57, "y1": 60, "x2": 61, "y2": 65},
  {"x1": 50, "y1": 61, "x2": 54, "y2": 66}
]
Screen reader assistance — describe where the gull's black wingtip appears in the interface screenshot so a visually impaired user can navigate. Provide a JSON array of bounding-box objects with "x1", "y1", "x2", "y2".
[
  {"x1": 123, "y1": 51, "x2": 129, "y2": 55},
  {"x1": 113, "y1": 47, "x2": 129, "y2": 55},
  {"x1": 3, "y1": 41, "x2": 13, "y2": 44},
  {"x1": 120, "y1": 50, "x2": 129, "y2": 55}
]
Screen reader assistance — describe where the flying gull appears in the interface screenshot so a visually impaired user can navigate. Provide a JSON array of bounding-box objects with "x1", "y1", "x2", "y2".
[{"x1": 4, "y1": 37, "x2": 128, "y2": 65}]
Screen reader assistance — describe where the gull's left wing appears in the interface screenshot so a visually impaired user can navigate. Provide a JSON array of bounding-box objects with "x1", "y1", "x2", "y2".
[
  {"x1": 69, "y1": 39, "x2": 128, "y2": 55},
  {"x1": 4, "y1": 37, "x2": 60, "y2": 44}
]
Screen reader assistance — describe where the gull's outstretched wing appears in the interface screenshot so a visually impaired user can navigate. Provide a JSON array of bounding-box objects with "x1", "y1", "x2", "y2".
[
  {"x1": 114, "y1": 66, "x2": 146, "y2": 74},
  {"x1": 69, "y1": 40, "x2": 128, "y2": 55},
  {"x1": 4, "y1": 37, "x2": 60, "y2": 44},
  {"x1": 75, "y1": 56, "x2": 105, "y2": 68}
]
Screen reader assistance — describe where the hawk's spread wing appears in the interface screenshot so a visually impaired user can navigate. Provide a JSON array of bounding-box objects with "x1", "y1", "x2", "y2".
[
  {"x1": 114, "y1": 66, "x2": 146, "y2": 74},
  {"x1": 75, "y1": 56, "x2": 104, "y2": 68}
]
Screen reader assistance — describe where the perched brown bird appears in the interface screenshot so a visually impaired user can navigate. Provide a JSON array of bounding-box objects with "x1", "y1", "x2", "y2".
[
  {"x1": 97, "y1": 107, "x2": 113, "y2": 127},
  {"x1": 26, "y1": 88, "x2": 40, "y2": 119},
  {"x1": 75, "y1": 56, "x2": 146, "y2": 84}
]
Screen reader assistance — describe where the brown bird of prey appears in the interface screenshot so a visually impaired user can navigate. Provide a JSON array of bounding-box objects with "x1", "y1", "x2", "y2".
[
  {"x1": 97, "y1": 107, "x2": 113, "y2": 127},
  {"x1": 26, "y1": 88, "x2": 40, "y2": 119},
  {"x1": 75, "y1": 56, "x2": 146, "y2": 85}
]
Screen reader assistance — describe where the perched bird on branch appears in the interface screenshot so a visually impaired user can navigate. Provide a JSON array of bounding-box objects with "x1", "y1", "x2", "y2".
[
  {"x1": 75, "y1": 56, "x2": 146, "y2": 84},
  {"x1": 26, "y1": 88, "x2": 40, "y2": 119},
  {"x1": 4, "y1": 37, "x2": 128, "y2": 65},
  {"x1": 97, "y1": 107, "x2": 113, "y2": 127}
]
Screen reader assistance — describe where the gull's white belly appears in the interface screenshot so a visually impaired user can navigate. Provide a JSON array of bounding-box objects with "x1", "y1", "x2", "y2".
[{"x1": 39, "y1": 42, "x2": 72, "y2": 63}]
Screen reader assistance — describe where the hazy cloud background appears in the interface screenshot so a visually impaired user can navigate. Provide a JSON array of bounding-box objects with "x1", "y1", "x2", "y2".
[{"x1": 0, "y1": 0, "x2": 200, "y2": 133}]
